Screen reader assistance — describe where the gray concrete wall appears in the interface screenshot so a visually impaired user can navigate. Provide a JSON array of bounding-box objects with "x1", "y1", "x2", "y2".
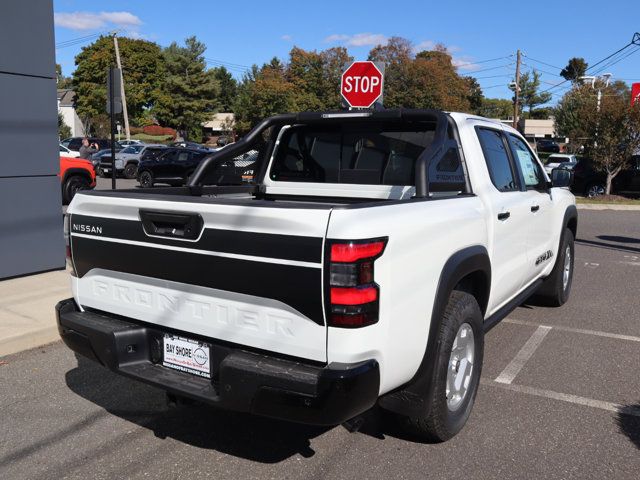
[{"x1": 0, "y1": 0, "x2": 64, "y2": 279}]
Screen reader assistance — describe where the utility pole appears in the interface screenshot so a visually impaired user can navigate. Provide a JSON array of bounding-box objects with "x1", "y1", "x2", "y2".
[
  {"x1": 513, "y1": 49, "x2": 521, "y2": 130},
  {"x1": 112, "y1": 33, "x2": 130, "y2": 141}
]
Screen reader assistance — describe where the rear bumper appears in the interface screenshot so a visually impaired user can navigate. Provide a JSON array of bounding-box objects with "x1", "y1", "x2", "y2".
[{"x1": 56, "y1": 298, "x2": 379, "y2": 425}]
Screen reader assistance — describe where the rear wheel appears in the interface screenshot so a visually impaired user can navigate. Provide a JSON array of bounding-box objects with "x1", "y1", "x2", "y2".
[
  {"x1": 138, "y1": 171, "x2": 154, "y2": 188},
  {"x1": 123, "y1": 162, "x2": 138, "y2": 179},
  {"x1": 534, "y1": 228, "x2": 574, "y2": 306},
  {"x1": 586, "y1": 182, "x2": 605, "y2": 198},
  {"x1": 403, "y1": 291, "x2": 484, "y2": 442},
  {"x1": 62, "y1": 175, "x2": 90, "y2": 204}
]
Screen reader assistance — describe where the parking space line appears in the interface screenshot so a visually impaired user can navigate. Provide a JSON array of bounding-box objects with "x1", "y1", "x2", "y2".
[
  {"x1": 504, "y1": 318, "x2": 640, "y2": 343},
  {"x1": 481, "y1": 379, "x2": 640, "y2": 418},
  {"x1": 495, "y1": 326, "x2": 551, "y2": 384}
]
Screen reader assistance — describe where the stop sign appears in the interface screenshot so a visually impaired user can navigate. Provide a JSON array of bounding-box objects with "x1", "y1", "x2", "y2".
[{"x1": 341, "y1": 61, "x2": 384, "y2": 108}]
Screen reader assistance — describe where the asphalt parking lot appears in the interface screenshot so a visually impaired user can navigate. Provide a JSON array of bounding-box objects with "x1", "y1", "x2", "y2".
[{"x1": 1, "y1": 210, "x2": 639, "y2": 480}]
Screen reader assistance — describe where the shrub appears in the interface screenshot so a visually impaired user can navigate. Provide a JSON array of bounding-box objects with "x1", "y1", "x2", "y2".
[{"x1": 143, "y1": 125, "x2": 176, "y2": 137}]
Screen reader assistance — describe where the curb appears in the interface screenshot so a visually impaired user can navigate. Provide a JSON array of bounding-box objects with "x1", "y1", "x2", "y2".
[
  {"x1": 577, "y1": 204, "x2": 640, "y2": 211},
  {"x1": 0, "y1": 326, "x2": 60, "y2": 358}
]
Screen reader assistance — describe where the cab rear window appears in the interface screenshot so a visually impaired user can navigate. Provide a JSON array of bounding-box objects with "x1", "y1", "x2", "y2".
[{"x1": 269, "y1": 122, "x2": 466, "y2": 192}]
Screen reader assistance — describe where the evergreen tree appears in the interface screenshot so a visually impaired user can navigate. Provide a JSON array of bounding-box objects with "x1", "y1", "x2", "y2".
[
  {"x1": 154, "y1": 37, "x2": 219, "y2": 140},
  {"x1": 212, "y1": 66, "x2": 237, "y2": 112}
]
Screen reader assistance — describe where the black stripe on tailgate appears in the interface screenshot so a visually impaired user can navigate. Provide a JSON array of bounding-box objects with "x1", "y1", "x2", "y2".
[
  {"x1": 72, "y1": 237, "x2": 325, "y2": 324},
  {"x1": 70, "y1": 214, "x2": 323, "y2": 263}
]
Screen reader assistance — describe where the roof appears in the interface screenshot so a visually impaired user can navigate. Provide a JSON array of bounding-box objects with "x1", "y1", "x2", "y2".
[
  {"x1": 57, "y1": 89, "x2": 75, "y2": 107},
  {"x1": 202, "y1": 113, "x2": 235, "y2": 130}
]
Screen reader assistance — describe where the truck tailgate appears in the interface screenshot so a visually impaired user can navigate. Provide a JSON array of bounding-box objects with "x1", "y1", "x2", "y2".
[{"x1": 67, "y1": 192, "x2": 330, "y2": 362}]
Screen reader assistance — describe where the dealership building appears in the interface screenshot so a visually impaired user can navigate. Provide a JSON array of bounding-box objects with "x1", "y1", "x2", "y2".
[{"x1": 0, "y1": 0, "x2": 64, "y2": 279}]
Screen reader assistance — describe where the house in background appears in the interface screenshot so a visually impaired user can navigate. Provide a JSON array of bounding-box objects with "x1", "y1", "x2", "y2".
[
  {"x1": 518, "y1": 118, "x2": 555, "y2": 139},
  {"x1": 57, "y1": 89, "x2": 85, "y2": 137},
  {"x1": 202, "y1": 112, "x2": 234, "y2": 144}
]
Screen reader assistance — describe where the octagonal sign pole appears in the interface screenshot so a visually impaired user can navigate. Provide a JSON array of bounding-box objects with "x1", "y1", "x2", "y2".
[{"x1": 341, "y1": 61, "x2": 384, "y2": 109}]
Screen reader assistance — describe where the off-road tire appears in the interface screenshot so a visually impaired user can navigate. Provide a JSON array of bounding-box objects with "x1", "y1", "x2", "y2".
[
  {"x1": 123, "y1": 162, "x2": 138, "y2": 179},
  {"x1": 534, "y1": 228, "x2": 574, "y2": 307},
  {"x1": 404, "y1": 290, "x2": 484, "y2": 442},
  {"x1": 138, "y1": 171, "x2": 154, "y2": 188},
  {"x1": 62, "y1": 175, "x2": 90, "y2": 204}
]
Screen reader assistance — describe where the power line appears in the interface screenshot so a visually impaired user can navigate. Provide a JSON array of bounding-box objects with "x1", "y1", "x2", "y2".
[
  {"x1": 591, "y1": 46, "x2": 640, "y2": 75},
  {"x1": 461, "y1": 63, "x2": 514, "y2": 75},
  {"x1": 473, "y1": 74, "x2": 513, "y2": 80},
  {"x1": 538, "y1": 33, "x2": 639, "y2": 95},
  {"x1": 454, "y1": 54, "x2": 513, "y2": 68},
  {"x1": 55, "y1": 31, "x2": 111, "y2": 49},
  {"x1": 521, "y1": 54, "x2": 562, "y2": 71},
  {"x1": 520, "y1": 63, "x2": 562, "y2": 77}
]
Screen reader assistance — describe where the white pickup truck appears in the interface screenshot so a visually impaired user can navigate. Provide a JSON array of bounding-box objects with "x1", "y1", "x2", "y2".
[{"x1": 57, "y1": 109, "x2": 577, "y2": 441}]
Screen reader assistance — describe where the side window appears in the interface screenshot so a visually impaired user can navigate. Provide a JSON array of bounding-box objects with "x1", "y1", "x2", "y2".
[
  {"x1": 508, "y1": 134, "x2": 545, "y2": 188},
  {"x1": 476, "y1": 128, "x2": 518, "y2": 192},
  {"x1": 176, "y1": 151, "x2": 190, "y2": 162}
]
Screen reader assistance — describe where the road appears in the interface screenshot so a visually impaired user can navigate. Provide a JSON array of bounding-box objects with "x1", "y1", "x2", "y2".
[{"x1": 1, "y1": 210, "x2": 639, "y2": 480}]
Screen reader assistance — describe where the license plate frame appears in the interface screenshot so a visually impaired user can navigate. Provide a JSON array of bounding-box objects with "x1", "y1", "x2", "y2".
[{"x1": 162, "y1": 334, "x2": 211, "y2": 379}]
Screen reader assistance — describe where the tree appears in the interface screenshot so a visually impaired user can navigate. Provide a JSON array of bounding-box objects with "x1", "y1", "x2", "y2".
[
  {"x1": 212, "y1": 66, "x2": 237, "y2": 112},
  {"x1": 589, "y1": 88, "x2": 640, "y2": 194},
  {"x1": 56, "y1": 64, "x2": 73, "y2": 89},
  {"x1": 320, "y1": 47, "x2": 353, "y2": 109},
  {"x1": 368, "y1": 38, "x2": 473, "y2": 111},
  {"x1": 465, "y1": 77, "x2": 483, "y2": 114},
  {"x1": 476, "y1": 98, "x2": 514, "y2": 119},
  {"x1": 233, "y1": 58, "x2": 296, "y2": 133},
  {"x1": 72, "y1": 36, "x2": 165, "y2": 132},
  {"x1": 555, "y1": 82, "x2": 640, "y2": 193},
  {"x1": 510, "y1": 70, "x2": 552, "y2": 116},
  {"x1": 560, "y1": 57, "x2": 588, "y2": 83},
  {"x1": 154, "y1": 36, "x2": 219, "y2": 140},
  {"x1": 368, "y1": 37, "x2": 413, "y2": 108},
  {"x1": 58, "y1": 112, "x2": 72, "y2": 139}
]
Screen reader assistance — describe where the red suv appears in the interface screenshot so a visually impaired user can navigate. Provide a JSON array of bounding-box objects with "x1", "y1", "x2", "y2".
[{"x1": 60, "y1": 156, "x2": 96, "y2": 204}]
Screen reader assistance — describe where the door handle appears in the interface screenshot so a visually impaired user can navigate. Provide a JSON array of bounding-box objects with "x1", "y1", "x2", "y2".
[
  {"x1": 497, "y1": 211, "x2": 511, "y2": 221},
  {"x1": 531, "y1": 205, "x2": 540, "y2": 212}
]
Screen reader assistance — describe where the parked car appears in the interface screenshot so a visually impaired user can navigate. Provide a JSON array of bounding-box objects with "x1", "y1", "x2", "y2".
[
  {"x1": 118, "y1": 139, "x2": 144, "y2": 146},
  {"x1": 216, "y1": 135, "x2": 233, "y2": 147},
  {"x1": 60, "y1": 137, "x2": 112, "y2": 152},
  {"x1": 59, "y1": 144, "x2": 80, "y2": 158},
  {"x1": 137, "y1": 148, "x2": 211, "y2": 187},
  {"x1": 571, "y1": 156, "x2": 640, "y2": 197},
  {"x1": 544, "y1": 154, "x2": 578, "y2": 175},
  {"x1": 59, "y1": 156, "x2": 95, "y2": 204},
  {"x1": 168, "y1": 140, "x2": 205, "y2": 149},
  {"x1": 94, "y1": 146, "x2": 127, "y2": 177},
  {"x1": 60, "y1": 109, "x2": 577, "y2": 442},
  {"x1": 114, "y1": 144, "x2": 166, "y2": 179},
  {"x1": 536, "y1": 139, "x2": 560, "y2": 153}
]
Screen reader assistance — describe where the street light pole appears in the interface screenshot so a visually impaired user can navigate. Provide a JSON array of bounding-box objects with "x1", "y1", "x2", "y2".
[{"x1": 579, "y1": 73, "x2": 612, "y2": 146}]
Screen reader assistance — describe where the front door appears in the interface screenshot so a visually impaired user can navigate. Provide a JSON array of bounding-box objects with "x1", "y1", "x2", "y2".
[
  {"x1": 506, "y1": 133, "x2": 555, "y2": 284},
  {"x1": 474, "y1": 125, "x2": 531, "y2": 313}
]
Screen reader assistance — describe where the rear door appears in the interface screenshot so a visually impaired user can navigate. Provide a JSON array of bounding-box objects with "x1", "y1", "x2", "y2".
[{"x1": 68, "y1": 193, "x2": 331, "y2": 362}]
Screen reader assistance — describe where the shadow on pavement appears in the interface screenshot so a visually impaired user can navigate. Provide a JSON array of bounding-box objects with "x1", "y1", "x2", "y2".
[
  {"x1": 576, "y1": 238, "x2": 640, "y2": 254},
  {"x1": 597, "y1": 235, "x2": 640, "y2": 244},
  {"x1": 616, "y1": 404, "x2": 640, "y2": 450},
  {"x1": 65, "y1": 355, "x2": 330, "y2": 463}
]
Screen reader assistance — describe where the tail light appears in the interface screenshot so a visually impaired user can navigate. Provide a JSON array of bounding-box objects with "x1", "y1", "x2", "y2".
[
  {"x1": 63, "y1": 214, "x2": 75, "y2": 274},
  {"x1": 326, "y1": 238, "x2": 387, "y2": 328}
]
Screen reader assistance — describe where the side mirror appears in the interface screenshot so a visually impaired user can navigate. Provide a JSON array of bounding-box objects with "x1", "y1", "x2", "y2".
[{"x1": 551, "y1": 168, "x2": 573, "y2": 188}]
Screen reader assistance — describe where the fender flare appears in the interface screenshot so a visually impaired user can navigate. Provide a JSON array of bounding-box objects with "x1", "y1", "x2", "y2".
[
  {"x1": 379, "y1": 245, "x2": 491, "y2": 416},
  {"x1": 563, "y1": 204, "x2": 578, "y2": 238},
  {"x1": 62, "y1": 168, "x2": 92, "y2": 185}
]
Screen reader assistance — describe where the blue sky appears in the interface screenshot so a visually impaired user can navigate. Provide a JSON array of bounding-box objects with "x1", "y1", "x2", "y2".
[{"x1": 53, "y1": 0, "x2": 640, "y2": 105}]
